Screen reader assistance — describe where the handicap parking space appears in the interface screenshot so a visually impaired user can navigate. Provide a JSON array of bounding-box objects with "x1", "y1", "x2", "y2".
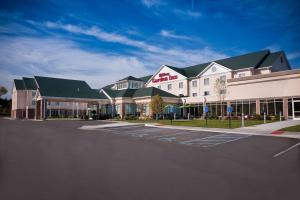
[{"x1": 99, "y1": 125, "x2": 251, "y2": 148}]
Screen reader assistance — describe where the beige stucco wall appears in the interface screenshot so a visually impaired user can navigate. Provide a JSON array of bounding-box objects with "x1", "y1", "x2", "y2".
[
  {"x1": 233, "y1": 69, "x2": 253, "y2": 78},
  {"x1": 227, "y1": 71, "x2": 300, "y2": 100},
  {"x1": 12, "y1": 87, "x2": 27, "y2": 110}
]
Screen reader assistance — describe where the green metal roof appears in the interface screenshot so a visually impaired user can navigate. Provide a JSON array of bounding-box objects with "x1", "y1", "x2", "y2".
[
  {"x1": 163, "y1": 50, "x2": 277, "y2": 78},
  {"x1": 258, "y1": 51, "x2": 283, "y2": 68},
  {"x1": 14, "y1": 79, "x2": 26, "y2": 90},
  {"x1": 23, "y1": 77, "x2": 37, "y2": 90},
  {"x1": 102, "y1": 87, "x2": 178, "y2": 99},
  {"x1": 118, "y1": 76, "x2": 143, "y2": 82},
  {"x1": 34, "y1": 76, "x2": 108, "y2": 99},
  {"x1": 133, "y1": 87, "x2": 178, "y2": 98},
  {"x1": 138, "y1": 75, "x2": 153, "y2": 82},
  {"x1": 215, "y1": 50, "x2": 270, "y2": 70}
]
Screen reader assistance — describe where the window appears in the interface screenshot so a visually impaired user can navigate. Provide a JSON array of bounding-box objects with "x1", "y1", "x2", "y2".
[
  {"x1": 192, "y1": 80, "x2": 197, "y2": 87},
  {"x1": 157, "y1": 85, "x2": 161, "y2": 89},
  {"x1": 204, "y1": 78, "x2": 209, "y2": 86},
  {"x1": 220, "y1": 89, "x2": 226, "y2": 94},
  {"x1": 179, "y1": 82, "x2": 183, "y2": 89},
  {"x1": 192, "y1": 93, "x2": 197, "y2": 97},
  {"x1": 167, "y1": 84, "x2": 172, "y2": 90},
  {"x1": 204, "y1": 91, "x2": 210, "y2": 96},
  {"x1": 280, "y1": 56, "x2": 283, "y2": 64},
  {"x1": 220, "y1": 75, "x2": 226, "y2": 81},
  {"x1": 238, "y1": 73, "x2": 245, "y2": 78}
]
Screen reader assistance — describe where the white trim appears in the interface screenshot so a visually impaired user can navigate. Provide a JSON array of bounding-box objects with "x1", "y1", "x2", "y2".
[
  {"x1": 196, "y1": 62, "x2": 232, "y2": 77},
  {"x1": 100, "y1": 89, "x2": 113, "y2": 101},
  {"x1": 38, "y1": 95, "x2": 109, "y2": 102},
  {"x1": 145, "y1": 65, "x2": 187, "y2": 85},
  {"x1": 292, "y1": 99, "x2": 300, "y2": 120}
]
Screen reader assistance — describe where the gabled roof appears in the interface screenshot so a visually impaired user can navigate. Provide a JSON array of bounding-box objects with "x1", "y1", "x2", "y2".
[
  {"x1": 23, "y1": 77, "x2": 37, "y2": 90},
  {"x1": 152, "y1": 50, "x2": 280, "y2": 78},
  {"x1": 258, "y1": 51, "x2": 283, "y2": 68},
  {"x1": 118, "y1": 76, "x2": 143, "y2": 82},
  {"x1": 133, "y1": 87, "x2": 178, "y2": 98},
  {"x1": 102, "y1": 87, "x2": 178, "y2": 99},
  {"x1": 14, "y1": 78, "x2": 38, "y2": 90},
  {"x1": 138, "y1": 75, "x2": 152, "y2": 82},
  {"x1": 14, "y1": 79, "x2": 26, "y2": 90},
  {"x1": 34, "y1": 76, "x2": 107, "y2": 99},
  {"x1": 215, "y1": 50, "x2": 270, "y2": 70}
]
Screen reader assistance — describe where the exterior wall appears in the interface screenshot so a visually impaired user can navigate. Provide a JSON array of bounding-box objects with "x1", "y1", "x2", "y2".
[
  {"x1": 233, "y1": 68, "x2": 253, "y2": 78},
  {"x1": 257, "y1": 68, "x2": 271, "y2": 74},
  {"x1": 227, "y1": 70, "x2": 300, "y2": 101},
  {"x1": 147, "y1": 66, "x2": 188, "y2": 96}
]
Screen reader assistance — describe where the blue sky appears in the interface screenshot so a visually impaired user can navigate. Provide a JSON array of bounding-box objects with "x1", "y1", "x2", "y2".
[{"x1": 1, "y1": 0, "x2": 300, "y2": 97}]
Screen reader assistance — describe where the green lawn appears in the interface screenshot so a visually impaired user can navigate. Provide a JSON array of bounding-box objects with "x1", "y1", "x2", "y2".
[
  {"x1": 126, "y1": 119, "x2": 272, "y2": 129},
  {"x1": 280, "y1": 124, "x2": 300, "y2": 132}
]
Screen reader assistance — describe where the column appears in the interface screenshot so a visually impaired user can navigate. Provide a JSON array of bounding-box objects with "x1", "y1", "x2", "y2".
[
  {"x1": 121, "y1": 103, "x2": 125, "y2": 119},
  {"x1": 283, "y1": 98, "x2": 288, "y2": 120},
  {"x1": 256, "y1": 99, "x2": 260, "y2": 115}
]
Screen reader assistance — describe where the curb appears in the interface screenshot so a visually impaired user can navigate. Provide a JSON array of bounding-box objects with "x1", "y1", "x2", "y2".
[{"x1": 144, "y1": 123, "x2": 300, "y2": 140}]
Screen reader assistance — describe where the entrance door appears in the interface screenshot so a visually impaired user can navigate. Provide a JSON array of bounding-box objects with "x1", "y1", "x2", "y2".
[{"x1": 292, "y1": 100, "x2": 300, "y2": 120}]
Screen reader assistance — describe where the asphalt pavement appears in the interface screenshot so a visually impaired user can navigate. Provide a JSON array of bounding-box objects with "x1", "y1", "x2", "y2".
[{"x1": 0, "y1": 118, "x2": 299, "y2": 200}]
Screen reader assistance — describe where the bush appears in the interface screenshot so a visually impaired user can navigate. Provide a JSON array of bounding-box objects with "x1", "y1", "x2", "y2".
[
  {"x1": 251, "y1": 114, "x2": 262, "y2": 120},
  {"x1": 208, "y1": 115, "x2": 218, "y2": 120},
  {"x1": 125, "y1": 115, "x2": 138, "y2": 120}
]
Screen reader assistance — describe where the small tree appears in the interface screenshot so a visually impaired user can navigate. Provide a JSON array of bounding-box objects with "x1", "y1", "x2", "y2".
[
  {"x1": 214, "y1": 78, "x2": 227, "y2": 118},
  {"x1": 0, "y1": 86, "x2": 8, "y2": 97},
  {"x1": 150, "y1": 94, "x2": 164, "y2": 120}
]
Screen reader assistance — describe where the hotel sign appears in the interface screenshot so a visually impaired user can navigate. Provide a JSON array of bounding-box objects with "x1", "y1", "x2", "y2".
[{"x1": 152, "y1": 73, "x2": 178, "y2": 83}]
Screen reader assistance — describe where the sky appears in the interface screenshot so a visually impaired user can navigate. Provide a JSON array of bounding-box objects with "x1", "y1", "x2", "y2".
[{"x1": 0, "y1": 0, "x2": 300, "y2": 98}]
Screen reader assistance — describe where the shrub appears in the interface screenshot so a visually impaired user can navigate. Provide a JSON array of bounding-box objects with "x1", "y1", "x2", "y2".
[
  {"x1": 125, "y1": 115, "x2": 138, "y2": 120},
  {"x1": 251, "y1": 114, "x2": 262, "y2": 120}
]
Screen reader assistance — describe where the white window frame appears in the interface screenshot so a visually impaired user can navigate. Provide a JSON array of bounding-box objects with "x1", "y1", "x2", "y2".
[
  {"x1": 204, "y1": 78, "x2": 209, "y2": 86},
  {"x1": 179, "y1": 82, "x2": 183, "y2": 89},
  {"x1": 192, "y1": 80, "x2": 197, "y2": 88}
]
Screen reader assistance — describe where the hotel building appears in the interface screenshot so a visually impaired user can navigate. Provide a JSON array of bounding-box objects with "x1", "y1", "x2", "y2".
[{"x1": 11, "y1": 50, "x2": 300, "y2": 120}]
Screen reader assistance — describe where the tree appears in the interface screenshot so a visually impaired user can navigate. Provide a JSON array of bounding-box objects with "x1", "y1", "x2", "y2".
[
  {"x1": 150, "y1": 94, "x2": 164, "y2": 120},
  {"x1": 214, "y1": 78, "x2": 227, "y2": 118},
  {"x1": 0, "y1": 86, "x2": 8, "y2": 97}
]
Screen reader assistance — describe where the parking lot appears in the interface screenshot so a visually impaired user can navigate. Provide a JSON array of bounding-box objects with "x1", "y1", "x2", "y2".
[
  {"x1": 0, "y1": 118, "x2": 299, "y2": 200},
  {"x1": 98, "y1": 125, "x2": 251, "y2": 148}
]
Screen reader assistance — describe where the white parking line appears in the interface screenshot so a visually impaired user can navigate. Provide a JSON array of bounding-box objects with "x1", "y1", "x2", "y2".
[
  {"x1": 179, "y1": 133, "x2": 250, "y2": 147},
  {"x1": 273, "y1": 142, "x2": 300, "y2": 158}
]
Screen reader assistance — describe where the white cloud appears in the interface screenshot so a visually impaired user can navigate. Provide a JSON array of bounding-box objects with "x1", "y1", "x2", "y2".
[
  {"x1": 160, "y1": 30, "x2": 192, "y2": 40},
  {"x1": 173, "y1": 9, "x2": 202, "y2": 19},
  {"x1": 0, "y1": 21, "x2": 228, "y2": 98},
  {"x1": 44, "y1": 21, "x2": 162, "y2": 53},
  {"x1": 0, "y1": 36, "x2": 153, "y2": 98}
]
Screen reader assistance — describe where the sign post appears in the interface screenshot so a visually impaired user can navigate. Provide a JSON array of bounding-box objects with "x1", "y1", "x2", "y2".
[
  {"x1": 227, "y1": 106, "x2": 233, "y2": 128},
  {"x1": 204, "y1": 105, "x2": 209, "y2": 127},
  {"x1": 169, "y1": 106, "x2": 174, "y2": 125}
]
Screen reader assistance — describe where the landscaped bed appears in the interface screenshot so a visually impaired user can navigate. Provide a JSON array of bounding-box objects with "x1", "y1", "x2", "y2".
[
  {"x1": 280, "y1": 124, "x2": 300, "y2": 132},
  {"x1": 125, "y1": 119, "x2": 273, "y2": 129}
]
